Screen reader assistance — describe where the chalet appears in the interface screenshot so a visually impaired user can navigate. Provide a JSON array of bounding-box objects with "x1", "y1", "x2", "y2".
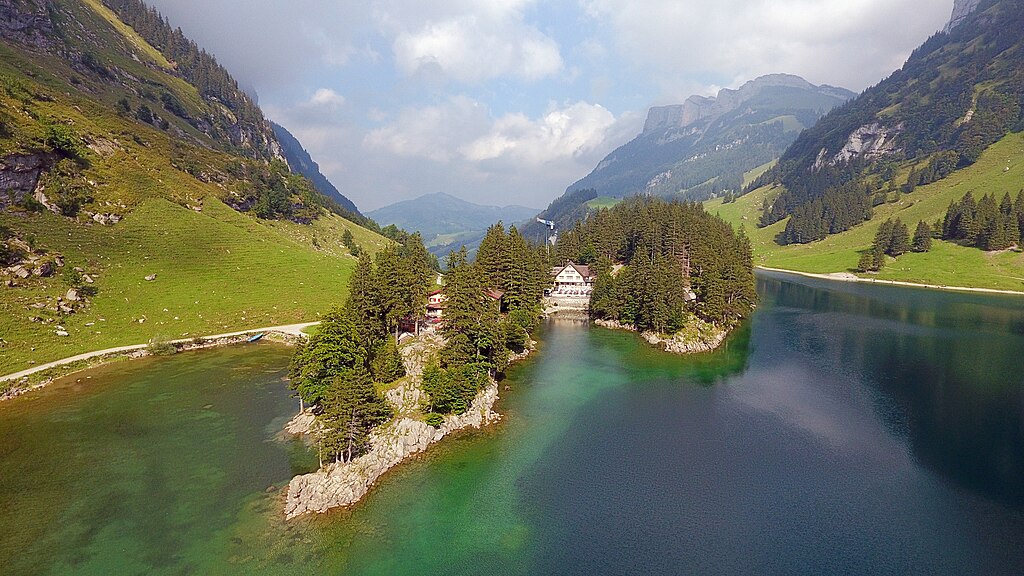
[
  {"x1": 550, "y1": 262, "x2": 594, "y2": 296},
  {"x1": 424, "y1": 287, "x2": 504, "y2": 320},
  {"x1": 426, "y1": 289, "x2": 447, "y2": 319}
]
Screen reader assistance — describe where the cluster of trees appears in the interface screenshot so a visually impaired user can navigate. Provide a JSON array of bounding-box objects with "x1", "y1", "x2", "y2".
[
  {"x1": 774, "y1": 181, "x2": 874, "y2": 244},
  {"x1": 558, "y1": 197, "x2": 756, "y2": 331},
  {"x1": 762, "y1": 0, "x2": 1024, "y2": 244},
  {"x1": 941, "y1": 191, "x2": 1024, "y2": 251},
  {"x1": 420, "y1": 226, "x2": 549, "y2": 423},
  {"x1": 288, "y1": 235, "x2": 434, "y2": 464},
  {"x1": 223, "y1": 159, "x2": 324, "y2": 222},
  {"x1": 858, "y1": 218, "x2": 932, "y2": 272}
]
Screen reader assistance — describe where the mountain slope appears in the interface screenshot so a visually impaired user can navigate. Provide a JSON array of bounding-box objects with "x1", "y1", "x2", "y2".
[
  {"x1": 763, "y1": 0, "x2": 1024, "y2": 244},
  {"x1": 368, "y1": 192, "x2": 539, "y2": 257},
  {"x1": 706, "y1": 130, "x2": 1024, "y2": 291},
  {"x1": 271, "y1": 121, "x2": 362, "y2": 217},
  {"x1": 0, "y1": 0, "x2": 389, "y2": 380},
  {"x1": 526, "y1": 74, "x2": 854, "y2": 240},
  {"x1": 569, "y1": 74, "x2": 854, "y2": 202}
]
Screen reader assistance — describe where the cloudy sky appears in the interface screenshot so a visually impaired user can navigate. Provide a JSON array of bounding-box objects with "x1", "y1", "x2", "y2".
[{"x1": 146, "y1": 0, "x2": 953, "y2": 211}]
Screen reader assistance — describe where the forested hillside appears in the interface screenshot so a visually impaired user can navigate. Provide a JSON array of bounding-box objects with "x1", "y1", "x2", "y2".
[{"x1": 761, "y1": 0, "x2": 1024, "y2": 245}]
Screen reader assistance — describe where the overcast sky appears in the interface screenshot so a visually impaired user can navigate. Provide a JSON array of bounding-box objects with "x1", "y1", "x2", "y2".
[{"x1": 145, "y1": 0, "x2": 953, "y2": 211}]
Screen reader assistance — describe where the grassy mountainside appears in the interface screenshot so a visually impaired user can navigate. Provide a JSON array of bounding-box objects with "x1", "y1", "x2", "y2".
[
  {"x1": 707, "y1": 131, "x2": 1024, "y2": 291},
  {"x1": 0, "y1": 198, "x2": 388, "y2": 376},
  {"x1": 0, "y1": 0, "x2": 390, "y2": 379}
]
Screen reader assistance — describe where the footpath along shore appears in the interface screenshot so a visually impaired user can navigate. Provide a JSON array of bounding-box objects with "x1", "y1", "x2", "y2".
[
  {"x1": 0, "y1": 322, "x2": 320, "y2": 398},
  {"x1": 757, "y1": 266, "x2": 1024, "y2": 297}
]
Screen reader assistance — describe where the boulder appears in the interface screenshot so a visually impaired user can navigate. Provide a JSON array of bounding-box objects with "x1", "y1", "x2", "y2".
[
  {"x1": 13, "y1": 265, "x2": 30, "y2": 279},
  {"x1": 65, "y1": 288, "x2": 80, "y2": 301},
  {"x1": 144, "y1": 274, "x2": 157, "y2": 282},
  {"x1": 33, "y1": 261, "x2": 54, "y2": 277}
]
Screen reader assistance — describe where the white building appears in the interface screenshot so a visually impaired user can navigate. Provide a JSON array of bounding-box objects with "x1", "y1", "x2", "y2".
[{"x1": 550, "y1": 262, "x2": 594, "y2": 296}]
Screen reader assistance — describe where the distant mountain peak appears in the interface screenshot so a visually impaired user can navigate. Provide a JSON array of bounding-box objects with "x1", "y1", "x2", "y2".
[
  {"x1": 642, "y1": 74, "x2": 854, "y2": 134},
  {"x1": 945, "y1": 0, "x2": 982, "y2": 32}
]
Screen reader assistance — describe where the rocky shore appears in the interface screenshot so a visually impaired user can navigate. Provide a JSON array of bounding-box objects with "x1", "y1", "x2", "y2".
[
  {"x1": 283, "y1": 334, "x2": 534, "y2": 519},
  {"x1": 594, "y1": 318, "x2": 729, "y2": 354}
]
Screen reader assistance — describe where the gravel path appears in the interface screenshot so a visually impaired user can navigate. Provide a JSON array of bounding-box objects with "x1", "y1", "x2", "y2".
[{"x1": 0, "y1": 322, "x2": 319, "y2": 384}]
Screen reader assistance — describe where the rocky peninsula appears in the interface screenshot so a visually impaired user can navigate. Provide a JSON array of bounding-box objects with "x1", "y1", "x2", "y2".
[
  {"x1": 594, "y1": 317, "x2": 729, "y2": 355},
  {"x1": 284, "y1": 333, "x2": 532, "y2": 519}
]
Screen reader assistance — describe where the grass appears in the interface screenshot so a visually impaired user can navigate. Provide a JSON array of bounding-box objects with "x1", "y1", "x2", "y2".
[
  {"x1": 705, "y1": 131, "x2": 1024, "y2": 291},
  {"x1": 0, "y1": 197, "x2": 384, "y2": 376},
  {"x1": 743, "y1": 160, "x2": 777, "y2": 188},
  {"x1": 586, "y1": 196, "x2": 622, "y2": 210}
]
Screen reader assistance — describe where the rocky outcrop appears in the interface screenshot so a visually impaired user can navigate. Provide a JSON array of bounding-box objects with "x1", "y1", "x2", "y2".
[
  {"x1": 641, "y1": 74, "x2": 836, "y2": 134},
  {"x1": 594, "y1": 318, "x2": 730, "y2": 355},
  {"x1": 0, "y1": 0, "x2": 54, "y2": 50},
  {"x1": 945, "y1": 0, "x2": 982, "y2": 33},
  {"x1": 815, "y1": 122, "x2": 903, "y2": 169},
  {"x1": 0, "y1": 153, "x2": 56, "y2": 208},
  {"x1": 284, "y1": 382, "x2": 501, "y2": 519}
]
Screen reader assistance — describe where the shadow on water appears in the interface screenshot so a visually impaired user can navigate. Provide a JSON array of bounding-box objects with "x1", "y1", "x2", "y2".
[{"x1": 759, "y1": 272, "x2": 1024, "y2": 504}]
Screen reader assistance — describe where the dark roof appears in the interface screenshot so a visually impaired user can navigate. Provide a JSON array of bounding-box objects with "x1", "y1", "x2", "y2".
[{"x1": 551, "y1": 262, "x2": 592, "y2": 279}]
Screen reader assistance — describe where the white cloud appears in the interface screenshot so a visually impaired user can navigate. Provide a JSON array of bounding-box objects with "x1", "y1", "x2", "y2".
[
  {"x1": 309, "y1": 88, "x2": 345, "y2": 107},
  {"x1": 363, "y1": 96, "x2": 491, "y2": 162},
  {"x1": 384, "y1": 1, "x2": 563, "y2": 83},
  {"x1": 582, "y1": 0, "x2": 951, "y2": 94},
  {"x1": 462, "y1": 102, "x2": 616, "y2": 166}
]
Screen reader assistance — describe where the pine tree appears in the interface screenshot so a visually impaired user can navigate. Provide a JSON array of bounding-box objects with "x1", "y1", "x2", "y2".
[
  {"x1": 319, "y1": 366, "x2": 392, "y2": 463},
  {"x1": 912, "y1": 221, "x2": 933, "y2": 252},
  {"x1": 888, "y1": 219, "x2": 910, "y2": 256},
  {"x1": 857, "y1": 251, "x2": 876, "y2": 272}
]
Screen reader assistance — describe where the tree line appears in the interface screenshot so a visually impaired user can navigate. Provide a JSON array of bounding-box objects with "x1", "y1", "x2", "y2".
[
  {"x1": 288, "y1": 223, "x2": 550, "y2": 463},
  {"x1": 557, "y1": 196, "x2": 757, "y2": 332},
  {"x1": 420, "y1": 225, "x2": 549, "y2": 424},
  {"x1": 941, "y1": 191, "x2": 1024, "y2": 251}
]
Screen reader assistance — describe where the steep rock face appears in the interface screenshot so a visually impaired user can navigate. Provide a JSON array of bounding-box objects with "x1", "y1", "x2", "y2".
[
  {"x1": 0, "y1": 0, "x2": 53, "y2": 49},
  {"x1": 641, "y1": 74, "x2": 820, "y2": 135},
  {"x1": 945, "y1": 0, "x2": 983, "y2": 32},
  {"x1": 270, "y1": 121, "x2": 361, "y2": 215},
  {"x1": 0, "y1": 153, "x2": 56, "y2": 209}
]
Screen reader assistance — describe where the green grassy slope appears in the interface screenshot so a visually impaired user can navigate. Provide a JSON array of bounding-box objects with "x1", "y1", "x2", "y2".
[
  {"x1": 0, "y1": 1, "x2": 392, "y2": 378},
  {"x1": 0, "y1": 197, "x2": 386, "y2": 376},
  {"x1": 706, "y1": 131, "x2": 1024, "y2": 291}
]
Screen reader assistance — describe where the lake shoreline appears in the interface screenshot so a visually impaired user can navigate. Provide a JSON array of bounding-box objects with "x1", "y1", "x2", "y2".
[
  {"x1": 0, "y1": 323, "x2": 317, "y2": 402},
  {"x1": 593, "y1": 318, "x2": 730, "y2": 355},
  {"x1": 757, "y1": 266, "x2": 1024, "y2": 297}
]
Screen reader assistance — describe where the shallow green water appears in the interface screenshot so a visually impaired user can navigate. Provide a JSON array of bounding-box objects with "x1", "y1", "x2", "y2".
[{"x1": 3, "y1": 274, "x2": 1024, "y2": 574}]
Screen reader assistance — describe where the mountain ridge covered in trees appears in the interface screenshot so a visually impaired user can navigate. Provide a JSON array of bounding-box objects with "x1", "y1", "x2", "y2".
[{"x1": 760, "y1": 0, "x2": 1024, "y2": 245}]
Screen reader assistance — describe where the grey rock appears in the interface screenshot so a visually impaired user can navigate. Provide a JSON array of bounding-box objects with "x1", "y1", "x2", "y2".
[
  {"x1": 945, "y1": 0, "x2": 982, "y2": 33},
  {"x1": 65, "y1": 288, "x2": 80, "y2": 301},
  {"x1": 144, "y1": 274, "x2": 157, "y2": 281}
]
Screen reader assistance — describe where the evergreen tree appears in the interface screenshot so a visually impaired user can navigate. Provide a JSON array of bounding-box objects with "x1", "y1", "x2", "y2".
[
  {"x1": 318, "y1": 366, "x2": 392, "y2": 463},
  {"x1": 888, "y1": 219, "x2": 910, "y2": 256},
  {"x1": 912, "y1": 221, "x2": 933, "y2": 252},
  {"x1": 289, "y1": 308, "x2": 366, "y2": 409},
  {"x1": 857, "y1": 251, "x2": 876, "y2": 272}
]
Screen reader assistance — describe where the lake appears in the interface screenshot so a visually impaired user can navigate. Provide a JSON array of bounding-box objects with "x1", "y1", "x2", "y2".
[{"x1": 2, "y1": 272, "x2": 1024, "y2": 574}]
